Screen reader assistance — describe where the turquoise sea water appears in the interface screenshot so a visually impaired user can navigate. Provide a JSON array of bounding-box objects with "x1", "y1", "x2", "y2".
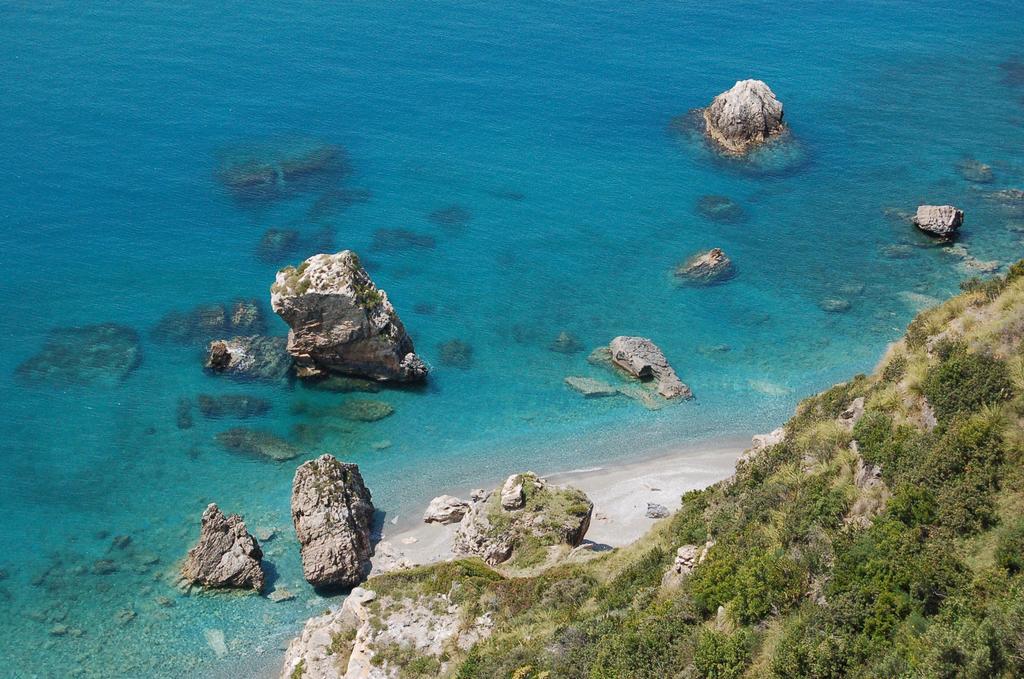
[{"x1": 1, "y1": 1, "x2": 1023, "y2": 676}]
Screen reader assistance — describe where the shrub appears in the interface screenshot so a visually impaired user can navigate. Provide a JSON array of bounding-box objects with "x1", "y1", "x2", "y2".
[
  {"x1": 694, "y1": 629, "x2": 752, "y2": 679},
  {"x1": 921, "y1": 348, "x2": 1013, "y2": 422},
  {"x1": 881, "y1": 353, "x2": 908, "y2": 383},
  {"x1": 996, "y1": 521, "x2": 1024, "y2": 574}
]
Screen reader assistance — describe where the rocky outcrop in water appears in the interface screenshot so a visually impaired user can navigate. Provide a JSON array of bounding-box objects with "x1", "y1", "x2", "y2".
[
  {"x1": 674, "y1": 248, "x2": 735, "y2": 284},
  {"x1": 609, "y1": 336, "x2": 692, "y2": 400},
  {"x1": 423, "y1": 495, "x2": 471, "y2": 524},
  {"x1": 196, "y1": 394, "x2": 271, "y2": 419},
  {"x1": 291, "y1": 454, "x2": 375, "y2": 588},
  {"x1": 205, "y1": 336, "x2": 292, "y2": 382},
  {"x1": 913, "y1": 205, "x2": 964, "y2": 237},
  {"x1": 270, "y1": 250, "x2": 427, "y2": 382},
  {"x1": 180, "y1": 504, "x2": 265, "y2": 592},
  {"x1": 215, "y1": 428, "x2": 300, "y2": 462},
  {"x1": 702, "y1": 80, "x2": 786, "y2": 155},
  {"x1": 453, "y1": 472, "x2": 593, "y2": 566},
  {"x1": 15, "y1": 323, "x2": 142, "y2": 387}
]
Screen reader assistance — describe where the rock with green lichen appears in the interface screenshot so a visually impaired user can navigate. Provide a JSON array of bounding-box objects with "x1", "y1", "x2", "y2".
[
  {"x1": 453, "y1": 472, "x2": 593, "y2": 566},
  {"x1": 271, "y1": 250, "x2": 427, "y2": 382}
]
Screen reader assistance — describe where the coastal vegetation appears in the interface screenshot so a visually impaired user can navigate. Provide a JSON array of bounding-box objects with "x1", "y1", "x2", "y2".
[{"x1": 351, "y1": 262, "x2": 1024, "y2": 678}]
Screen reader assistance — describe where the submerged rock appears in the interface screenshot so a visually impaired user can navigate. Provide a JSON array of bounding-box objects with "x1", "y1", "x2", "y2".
[
  {"x1": 955, "y1": 158, "x2": 994, "y2": 184},
  {"x1": 181, "y1": 504, "x2": 264, "y2": 592},
  {"x1": 214, "y1": 428, "x2": 300, "y2": 461},
  {"x1": 819, "y1": 298, "x2": 852, "y2": 313},
  {"x1": 564, "y1": 376, "x2": 619, "y2": 398},
  {"x1": 153, "y1": 300, "x2": 266, "y2": 346},
  {"x1": 438, "y1": 339, "x2": 474, "y2": 368},
  {"x1": 336, "y1": 399, "x2": 394, "y2": 422},
  {"x1": 175, "y1": 397, "x2": 194, "y2": 430},
  {"x1": 255, "y1": 228, "x2": 300, "y2": 264},
  {"x1": 16, "y1": 323, "x2": 142, "y2": 387},
  {"x1": 702, "y1": 80, "x2": 786, "y2": 155},
  {"x1": 196, "y1": 394, "x2": 271, "y2": 419},
  {"x1": 303, "y1": 375, "x2": 380, "y2": 393},
  {"x1": 609, "y1": 336, "x2": 692, "y2": 399},
  {"x1": 204, "y1": 336, "x2": 292, "y2": 382},
  {"x1": 454, "y1": 472, "x2": 593, "y2": 566},
  {"x1": 674, "y1": 247, "x2": 735, "y2": 285},
  {"x1": 550, "y1": 331, "x2": 584, "y2": 354},
  {"x1": 423, "y1": 495, "x2": 471, "y2": 524},
  {"x1": 308, "y1": 187, "x2": 372, "y2": 221},
  {"x1": 370, "y1": 228, "x2": 436, "y2": 252},
  {"x1": 270, "y1": 250, "x2": 427, "y2": 382},
  {"x1": 428, "y1": 204, "x2": 472, "y2": 231},
  {"x1": 696, "y1": 194, "x2": 745, "y2": 222},
  {"x1": 291, "y1": 454, "x2": 375, "y2": 588},
  {"x1": 913, "y1": 205, "x2": 964, "y2": 237},
  {"x1": 216, "y1": 140, "x2": 347, "y2": 202}
]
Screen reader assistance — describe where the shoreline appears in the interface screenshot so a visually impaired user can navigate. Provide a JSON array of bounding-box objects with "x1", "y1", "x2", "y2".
[{"x1": 370, "y1": 433, "x2": 752, "y2": 573}]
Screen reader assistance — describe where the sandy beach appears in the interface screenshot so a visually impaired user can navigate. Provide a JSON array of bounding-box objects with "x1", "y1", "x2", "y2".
[{"x1": 370, "y1": 435, "x2": 751, "y2": 572}]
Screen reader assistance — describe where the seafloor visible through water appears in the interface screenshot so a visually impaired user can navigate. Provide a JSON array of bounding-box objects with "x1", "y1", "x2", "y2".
[{"x1": 1, "y1": 1, "x2": 1023, "y2": 676}]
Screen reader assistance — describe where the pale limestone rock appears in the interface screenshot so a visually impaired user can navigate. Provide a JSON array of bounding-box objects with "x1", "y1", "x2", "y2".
[
  {"x1": 422, "y1": 495, "x2": 471, "y2": 525},
  {"x1": 181, "y1": 504, "x2": 264, "y2": 592},
  {"x1": 913, "y1": 205, "x2": 964, "y2": 237},
  {"x1": 291, "y1": 455, "x2": 374, "y2": 588},
  {"x1": 703, "y1": 79, "x2": 786, "y2": 154},
  {"x1": 609, "y1": 336, "x2": 692, "y2": 400},
  {"x1": 837, "y1": 397, "x2": 865, "y2": 431},
  {"x1": 270, "y1": 250, "x2": 427, "y2": 382}
]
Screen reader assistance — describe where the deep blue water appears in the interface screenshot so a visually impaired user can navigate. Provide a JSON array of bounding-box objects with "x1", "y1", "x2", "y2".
[{"x1": 1, "y1": 1, "x2": 1023, "y2": 676}]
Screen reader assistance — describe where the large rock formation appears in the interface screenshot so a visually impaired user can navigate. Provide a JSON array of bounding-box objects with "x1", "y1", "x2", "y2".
[
  {"x1": 913, "y1": 205, "x2": 964, "y2": 237},
  {"x1": 609, "y1": 336, "x2": 692, "y2": 399},
  {"x1": 180, "y1": 504, "x2": 265, "y2": 592},
  {"x1": 291, "y1": 454, "x2": 375, "y2": 588},
  {"x1": 703, "y1": 80, "x2": 786, "y2": 154},
  {"x1": 270, "y1": 251, "x2": 427, "y2": 382},
  {"x1": 453, "y1": 472, "x2": 593, "y2": 566}
]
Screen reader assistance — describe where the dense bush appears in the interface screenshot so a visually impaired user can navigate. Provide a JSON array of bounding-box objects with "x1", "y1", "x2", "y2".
[
  {"x1": 921, "y1": 347, "x2": 1013, "y2": 421},
  {"x1": 693, "y1": 629, "x2": 752, "y2": 679},
  {"x1": 996, "y1": 521, "x2": 1024, "y2": 574}
]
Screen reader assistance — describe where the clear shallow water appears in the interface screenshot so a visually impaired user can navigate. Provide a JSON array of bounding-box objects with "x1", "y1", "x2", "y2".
[{"x1": 1, "y1": 1, "x2": 1023, "y2": 676}]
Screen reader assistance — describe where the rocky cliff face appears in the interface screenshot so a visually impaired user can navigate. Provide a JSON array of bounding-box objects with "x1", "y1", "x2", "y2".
[
  {"x1": 270, "y1": 250, "x2": 427, "y2": 382},
  {"x1": 180, "y1": 503, "x2": 265, "y2": 592},
  {"x1": 703, "y1": 79, "x2": 786, "y2": 154},
  {"x1": 291, "y1": 454, "x2": 375, "y2": 588}
]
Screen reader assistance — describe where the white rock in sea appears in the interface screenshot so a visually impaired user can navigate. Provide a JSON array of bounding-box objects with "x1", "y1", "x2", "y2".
[
  {"x1": 913, "y1": 205, "x2": 964, "y2": 237},
  {"x1": 270, "y1": 250, "x2": 427, "y2": 382},
  {"x1": 423, "y1": 495, "x2": 471, "y2": 524},
  {"x1": 291, "y1": 454, "x2": 375, "y2": 588},
  {"x1": 180, "y1": 504, "x2": 264, "y2": 592},
  {"x1": 674, "y1": 247, "x2": 735, "y2": 285},
  {"x1": 609, "y1": 336, "x2": 693, "y2": 400},
  {"x1": 703, "y1": 79, "x2": 786, "y2": 154}
]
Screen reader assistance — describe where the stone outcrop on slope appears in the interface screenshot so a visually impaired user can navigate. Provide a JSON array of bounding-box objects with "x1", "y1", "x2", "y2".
[
  {"x1": 453, "y1": 472, "x2": 593, "y2": 566},
  {"x1": 180, "y1": 503, "x2": 265, "y2": 592},
  {"x1": 270, "y1": 250, "x2": 427, "y2": 382},
  {"x1": 291, "y1": 454, "x2": 375, "y2": 588}
]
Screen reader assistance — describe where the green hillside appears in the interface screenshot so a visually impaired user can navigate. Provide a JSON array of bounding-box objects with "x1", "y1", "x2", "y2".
[{"x1": 364, "y1": 263, "x2": 1024, "y2": 679}]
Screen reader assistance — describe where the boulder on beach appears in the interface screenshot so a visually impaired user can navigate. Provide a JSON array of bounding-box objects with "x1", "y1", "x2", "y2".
[
  {"x1": 674, "y1": 248, "x2": 735, "y2": 285},
  {"x1": 181, "y1": 503, "x2": 265, "y2": 592},
  {"x1": 15, "y1": 323, "x2": 142, "y2": 387},
  {"x1": 270, "y1": 250, "x2": 427, "y2": 382},
  {"x1": 204, "y1": 336, "x2": 292, "y2": 382},
  {"x1": 609, "y1": 336, "x2": 693, "y2": 400},
  {"x1": 454, "y1": 472, "x2": 593, "y2": 566},
  {"x1": 702, "y1": 80, "x2": 786, "y2": 155},
  {"x1": 423, "y1": 495, "x2": 471, "y2": 524},
  {"x1": 291, "y1": 454, "x2": 375, "y2": 588},
  {"x1": 912, "y1": 205, "x2": 964, "y2": 237}
]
